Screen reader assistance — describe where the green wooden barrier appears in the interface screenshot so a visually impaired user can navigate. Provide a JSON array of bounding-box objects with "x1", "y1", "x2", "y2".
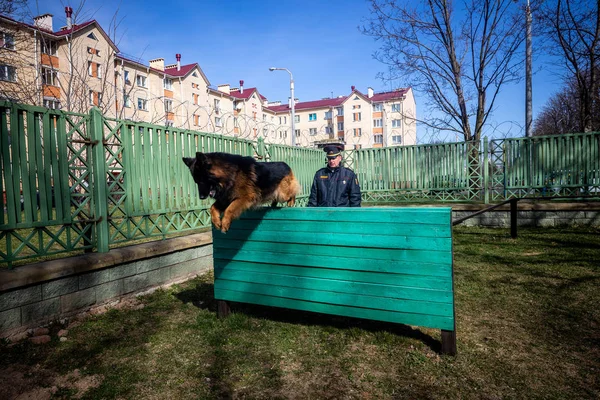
[{"x1": 212, "y1": 207, "x2": 457, "y2": 355}]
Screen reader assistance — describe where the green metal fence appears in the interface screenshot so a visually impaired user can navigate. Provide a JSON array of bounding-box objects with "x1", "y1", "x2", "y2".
[
  {"x1": 2, "y1": 101, "x2": 600, "y2": 268},
  {"x1": 489, "y1": 133, "x2": 600, "y2": 201},
  {"x1": 349, "y1": 141, "x2": 483, "y2": 203}
]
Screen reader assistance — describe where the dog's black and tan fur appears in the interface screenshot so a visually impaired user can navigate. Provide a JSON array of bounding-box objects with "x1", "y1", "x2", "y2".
[{"x1": 183, "y1": 152, "x2": 301, "y2": 232}]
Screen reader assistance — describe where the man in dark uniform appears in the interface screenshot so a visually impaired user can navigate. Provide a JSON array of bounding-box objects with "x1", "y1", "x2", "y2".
[{"x1": 307, "y1": 144, "x2": 361, "y2": 207}]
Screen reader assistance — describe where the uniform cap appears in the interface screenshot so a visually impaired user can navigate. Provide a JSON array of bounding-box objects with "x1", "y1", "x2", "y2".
[{"x1": 324, "y1": 144, "x2": 343, "y2": 159}]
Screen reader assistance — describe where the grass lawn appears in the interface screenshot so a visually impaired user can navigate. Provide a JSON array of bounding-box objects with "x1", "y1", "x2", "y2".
[{"x1": 1, "y1": 226, "x2": 599, "y2": 399}]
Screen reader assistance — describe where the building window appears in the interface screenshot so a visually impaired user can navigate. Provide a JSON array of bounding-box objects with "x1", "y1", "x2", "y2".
[
  {"x1": 87, "y1": 61, "x2": 102, "y2": 78},
  {"x1": 136, "y1": 75, "x2": 147, "y2": 88},
  {"x1": 392, "y1": 135, "x2": 402, "y2": 145},
  {"x1": 124, "y1": 70, "x2": 131, "y2": 85},
  {"x1": 337, "y1": 122, "x2": 344, "y2": 131},
  {"x1": 325, "y1": 111, "x2": 332, "y2": 119},
  {"x1": 164, "y1": 99, "x2": 173, "y2": 112},
  {"x1": 325, "y1": 126, "x2": 333, "y2": 134},
  {"x1": 352, "y1": 104, "x2": 361, "y2": 109},
  {"x1": 87, "y1": 32, "x2": 98, "y2": 40},
  {"x1": 214, "y1": 99, "x2": 220, "y2": 113},
  {"x1": 309, "y1": 128, "x2": 317, "y2": 136},
  {"x1": 89, "y1": 90, "x2": 101, "y2": 106},
  {"x1": 373, "y1": 103, "x2": 383, "y2": 112},
  {"x1": 294, "y1": 115, "x2": 300, "y2": 123},
  {"x1": 309, "y1": 113, "x2": 316, "y2": 121},
  {"x1": 279, "y1": 130, "x2": 288, "y2": 138},
  {"x1": 354, "y1": 144, "x2": 362, "y2": 150},
  {"x1": 41, "y1": 67, "x2": 58, "y2": 86},
  {"x1": 164, "y1": 77, "x2": 173, "y2": 90},
  {"x1": 295, "y1": 129, "x2": 300, "y2": 137},
  {"x1": 263, "y1": 128, "x2": 268, "y2": 136},
  {"x1": 353, "y1": 112, "x2": 361, "y2": 122},
  {"x1": 0, "y1": 32, "x2": 15, "y2": 50},
  {"x1": 353, "y1": 128, "x2": 362, "y2": 137},
  {"x1": 215, "y1": 117, "x2": 222, "y2": 127},
  {"x1": 392, "y1": 103, "x2": 400, "y2": 112},
  {"x1": 193, "y1": 114, "x2": 199, "y2": 126},
  {"x1": 392, "y1": 119, "x2": 401, "y2": 128},
  {"x1": 137, "y1": 98, "x2": 147, "y2": 111},
  {"x1": 40, "y1": 39, "x2": 57, "y2": 55},
  {"x1": 43, "y1": 99, "x2": 60, "y2": 109},
  {"x1": 336, "y1": 107, "x2": 344, "y2": 116},
  {"x1": 374, "y1": 134, "x2": 383, "y2": 144},
  {"x1": 123, "y1": 93, "x2": 131, "y2": 108},
  {"x1": 373, "y1": 118, "x2": 383, "y2": 127},
  {"x1": 165, "y1": 120, "x2": 174, "y2": 127},
  {"x1": 192, "y1": 93, "x2": 198, "y2": 105},
  {"x1": 263, "y1": 114, "x2": 267, "y2": 121}
]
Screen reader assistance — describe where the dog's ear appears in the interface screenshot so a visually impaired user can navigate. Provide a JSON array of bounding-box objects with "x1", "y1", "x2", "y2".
[
  {"x1": 182, "y1": 157, "x2": 195, "y2": 168},
  {"x1": 196, "y1": 152, "x2": 211, "y2": 166}
]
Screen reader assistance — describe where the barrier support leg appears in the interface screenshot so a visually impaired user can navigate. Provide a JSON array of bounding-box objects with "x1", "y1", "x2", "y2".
[
  {"x1": 441, "y1": 329, "x2": 457, "y2": 355},
  {"x1": 217, "y1": 300, "x2": 230, "y2": 318}
]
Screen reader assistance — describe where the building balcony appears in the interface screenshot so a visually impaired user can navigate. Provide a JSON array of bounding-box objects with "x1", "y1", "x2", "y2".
[
  {"x1": 41, "y1": 53, "x2": 59, "y2": 68},
  {"x1": 42, "y1": 85, "x2": 60, "y2": 99}
]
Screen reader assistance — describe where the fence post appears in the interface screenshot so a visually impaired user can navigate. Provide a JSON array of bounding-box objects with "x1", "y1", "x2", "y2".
[
  {"x1": 256, "y1": 137, "x2": 266, "y2": 159},
  {"x1": 89, "y1": 107, "x2": 109, "y2": 253},
  {"x1": 484, "y1": 136, "x2": 489, "y2": 204}
]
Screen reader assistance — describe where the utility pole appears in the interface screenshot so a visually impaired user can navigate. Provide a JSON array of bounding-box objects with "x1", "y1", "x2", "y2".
[{"x1": 525, "y1": 0, "x2": 532, "y2": 137}]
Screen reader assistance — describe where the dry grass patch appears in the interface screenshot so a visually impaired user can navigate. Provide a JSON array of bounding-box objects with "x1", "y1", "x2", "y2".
[{"x1": 1, "y1": 226, "x2": 599, "y2": 399}]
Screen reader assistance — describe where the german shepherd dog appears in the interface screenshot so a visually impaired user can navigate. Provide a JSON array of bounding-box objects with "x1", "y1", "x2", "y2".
[{"x1": 183, "y1": 152, "x2": 301, "y2": 233}]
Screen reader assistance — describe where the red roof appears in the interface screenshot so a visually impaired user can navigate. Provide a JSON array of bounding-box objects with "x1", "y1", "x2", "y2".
[
  {"x1": 268, "y1": 96, "x2": 347, "y2": 113},
  {"x1": 164, "y1": 63, "x2": 197, "y2": 77},
  {"x1": 230, "y1": 88, "x2": 267, "y2": 101},
  {"x1": 370, "y1": 88, "x2": 409, "y2": 102},
  {"x1": 53, "y1": 20, "x2": 96, "y2": 36}
]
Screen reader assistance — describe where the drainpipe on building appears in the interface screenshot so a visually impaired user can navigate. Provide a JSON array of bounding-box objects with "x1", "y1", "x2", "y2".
[{"x1": 34, "y1": 30, "x2": 39, "y2": 105}]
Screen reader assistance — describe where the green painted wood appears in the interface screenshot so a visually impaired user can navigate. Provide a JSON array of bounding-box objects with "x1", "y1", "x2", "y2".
[
  {"x1": 217, "y1": 229, "x2": 451, "y2": 251},
  {"x1": 214, "y1": 266, "x2": 453, "y2": 303},
  {"x1": 215, "y1": 288, "x2": 455, "y2": 330},
  {"x1": 213, "y1": 207, "x2": 455, "y2": 332},
  {"x1": 213, "y1": 260, "x2": 452, "y2": 291},
  {"x1": 213, "y1": 240, "x2": 452, "y2": 267},
  {"x1": 213, "y1": 248, "x2": 451, "y2": 277},
  {"x1": 229, "y1": 219, "x2": 451, "y2": 237},
  {"x1": 215, "y1": 279, "x2": 453, "y2": 317}
]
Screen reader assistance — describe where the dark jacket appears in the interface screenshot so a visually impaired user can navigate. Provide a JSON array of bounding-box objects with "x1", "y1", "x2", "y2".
[{"x1": 307, "y1": 166, "x2": 361, "y2": 207}]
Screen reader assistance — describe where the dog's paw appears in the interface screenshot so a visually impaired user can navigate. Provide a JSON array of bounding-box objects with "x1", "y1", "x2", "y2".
[{"x1": 220, "y1": 220, "x2": 231, "y2": 233}]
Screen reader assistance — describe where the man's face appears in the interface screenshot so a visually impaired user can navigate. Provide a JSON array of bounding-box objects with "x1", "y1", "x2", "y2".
[{"x1": 327, "y1": 155, "x2": 342, "y2": 168}]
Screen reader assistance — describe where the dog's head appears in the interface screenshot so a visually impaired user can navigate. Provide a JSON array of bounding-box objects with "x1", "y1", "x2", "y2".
[{"x1": 182, "y1": 152, "x2": 217, "y2": 200}]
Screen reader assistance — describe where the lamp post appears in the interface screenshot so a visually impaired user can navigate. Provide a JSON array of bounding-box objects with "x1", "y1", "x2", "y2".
[{"x1": 269, "y1": 67, "x2": 296, "y2": 146}]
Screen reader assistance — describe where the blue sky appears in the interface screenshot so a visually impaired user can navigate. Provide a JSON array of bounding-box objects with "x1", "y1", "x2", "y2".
[{"x1": 28, "y1": 0, "x2": 562, "y2": 142}]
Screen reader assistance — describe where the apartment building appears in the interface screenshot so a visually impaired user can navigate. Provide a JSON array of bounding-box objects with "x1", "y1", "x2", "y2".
[
  {"x1": 0, "y1": 7, "x2": 416, "y2": 149},
  {"x1": 267, "y1": 86, "x2": 416, "y2": 148}
]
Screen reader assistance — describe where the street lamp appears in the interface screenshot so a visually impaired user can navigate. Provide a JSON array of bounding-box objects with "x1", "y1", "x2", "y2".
[{"x1": 269, "y1": 67, "x2": 296, "y2": 146}]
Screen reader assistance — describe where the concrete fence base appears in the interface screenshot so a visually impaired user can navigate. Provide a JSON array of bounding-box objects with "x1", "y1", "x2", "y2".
[
  {"x1": 450, "y1": 202, "x2": 600, "y2": 227},
  {"x1": 0, "y1": 232, "x2": 213, "y2": 339}
]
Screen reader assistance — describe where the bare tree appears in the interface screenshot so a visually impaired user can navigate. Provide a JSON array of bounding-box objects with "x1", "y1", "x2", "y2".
[
  {"x1": 538, "y1": 0, "x2": 600, "y2": 133},
  {"x1": 362, "y1": 0, "x2": 526, "y2": 142},
  {"x1": 533, "y1": 71, "x2": 600, "y2": 135}
]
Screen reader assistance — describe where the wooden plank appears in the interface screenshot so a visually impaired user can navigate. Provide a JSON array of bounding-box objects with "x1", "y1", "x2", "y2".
[
  {"x1": 213, "y1": 240, "x2": 452, "y2": 267},
  {"x1": 215, "y1": 288, "x2": 455, "y2": 331},
  {"x1": 215, "y1": 279, "x2": 453, "y2": 318},
  {"x1": 236, "y1": 207, "x2": 452, "y2": 225},
  {"x1": 214, "y1": 267, "x2": 453, "y2": 304},
  {"x1": 214, "y1": 229, "x2": 452, "y2": 251},
  {"x1": 213, "y1": 249, "x2": 451, "y2": 277},
  {"x1": 213, "y1": 260, "x2": 452, "y2": 291},
  {"x1": 229, "y1": 219, "x2": 451, "y2": 238}
]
